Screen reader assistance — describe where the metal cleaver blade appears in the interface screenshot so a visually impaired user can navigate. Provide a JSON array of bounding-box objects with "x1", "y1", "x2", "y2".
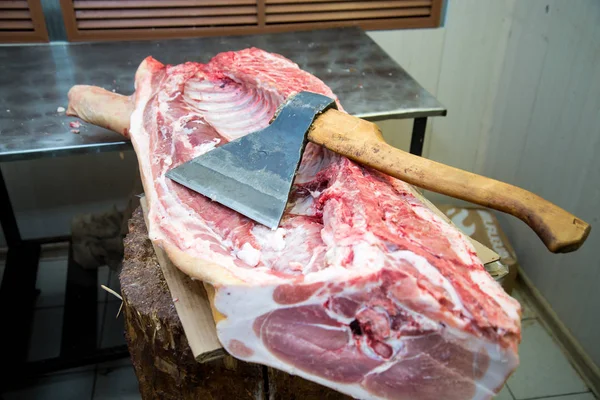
[{"x1": 166, "y1": 92, "x2": 337, "y2": 229}]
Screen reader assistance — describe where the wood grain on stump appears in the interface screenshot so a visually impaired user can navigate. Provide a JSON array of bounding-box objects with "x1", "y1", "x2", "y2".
[{"x1": 120, "y1": 207, "x2": 349, "y2": 399}]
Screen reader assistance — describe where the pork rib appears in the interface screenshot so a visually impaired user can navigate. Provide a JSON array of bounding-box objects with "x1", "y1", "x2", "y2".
[{"x1": 68, "y1": 48, "x2": 521, "y2": 400}]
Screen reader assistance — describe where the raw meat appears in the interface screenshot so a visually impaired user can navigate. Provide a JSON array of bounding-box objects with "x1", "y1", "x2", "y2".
[{"x1": 72, "y1": 48, "x2": 521, "y2": 399}]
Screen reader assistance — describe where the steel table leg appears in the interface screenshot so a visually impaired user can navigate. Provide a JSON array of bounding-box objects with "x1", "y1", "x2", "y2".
[
  {"x1": 0, "y1": 165, "x2": 21, "y2": 247},
  {"x1": 0, "y1": 166, "x2": 130, "y2": 389},
  {"x1": 409, "y1": 117, "x2": 428, "y2": 156},
  {"x1": 0, "y1": 166, "x2": 41, "y2": 376},
  {"x1": 60, "y1": 244, "x2": 98, "y2": 358}
]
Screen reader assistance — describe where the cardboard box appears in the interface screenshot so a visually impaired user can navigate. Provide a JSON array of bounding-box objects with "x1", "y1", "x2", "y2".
[{"x1": 436, "y1": 204, "x2": 519, "y2": 294}]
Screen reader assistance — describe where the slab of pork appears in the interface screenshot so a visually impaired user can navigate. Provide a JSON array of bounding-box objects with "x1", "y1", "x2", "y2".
[{"x1": 67, "y1": 48, "x2": 521, "y2": 400}]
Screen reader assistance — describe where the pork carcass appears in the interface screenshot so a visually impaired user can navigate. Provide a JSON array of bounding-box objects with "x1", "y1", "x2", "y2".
[{"x1": 67, "y1": 48, "x2": 521, "y2": 400}]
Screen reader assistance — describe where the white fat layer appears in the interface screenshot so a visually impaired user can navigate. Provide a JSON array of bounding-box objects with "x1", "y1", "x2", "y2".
[
  {"x1": 325, "y1": 245, "x2": 351, "y2": 267},
  {"x1": 253, "y1": 226, "x2": 287, "y2": 252},
  {"x1": 311, "y1": 323, "x2": 349, "y2": 332},
  {"x1": 236, "y1": 243, "x2": 261, "y2": 267},
  {"x1": 215, "y1": 283, "x2": 518, "y2": 400},
  {"x1": 215, "y1": 284, "x2": 280, "y2": 320},
  {"x1": 470, "y1": 269, "x2": 521, "y2": 321},
  {"x1": 353, "y1": 242, "x2": 386, "y2": 271}
]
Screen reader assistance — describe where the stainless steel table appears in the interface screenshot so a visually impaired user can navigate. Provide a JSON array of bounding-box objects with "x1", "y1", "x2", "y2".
[
  {"x1": 0, "y1": 27, "x2": 445, "y2": 380},
  {"x1": 0, "y1": 27, "x2": 444, "y2": 161}
]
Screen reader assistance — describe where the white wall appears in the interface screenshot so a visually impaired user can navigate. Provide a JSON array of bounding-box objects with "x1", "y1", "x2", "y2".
[
  {"x1": 370, "y1": 0, "x2": 600, "y2": 368},
  {"x1": 477, "y1": 0, "x2": 600, "y2": 368}
]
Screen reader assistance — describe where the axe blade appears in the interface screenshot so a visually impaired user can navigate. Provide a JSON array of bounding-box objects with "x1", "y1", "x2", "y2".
[{"x1": 166, "y1": 91, "x2": 337, "y2": 229}]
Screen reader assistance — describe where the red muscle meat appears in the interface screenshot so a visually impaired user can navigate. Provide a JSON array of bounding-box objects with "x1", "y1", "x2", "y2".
[{"x1": 126, "y1": 48, "x2": 521, "y2": 400}]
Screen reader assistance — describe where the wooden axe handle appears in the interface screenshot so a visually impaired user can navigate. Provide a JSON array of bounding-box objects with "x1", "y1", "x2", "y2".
[{"x1": 309, "y1": 109, "x2": 591, "y2": 253}]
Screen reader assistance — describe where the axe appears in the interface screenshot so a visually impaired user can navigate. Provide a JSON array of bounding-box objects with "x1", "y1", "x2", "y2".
[{"x1": 166, "y1": 91, "x2": 590, "y2": 254}]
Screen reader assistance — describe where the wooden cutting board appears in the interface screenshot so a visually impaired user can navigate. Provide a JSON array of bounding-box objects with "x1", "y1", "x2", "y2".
[
  {"x1": 139, "y1": 191, "x2": 499, "y2": 363},
  {"x1": 140, "y1": 197, "x2": 224, "y2": 362}
]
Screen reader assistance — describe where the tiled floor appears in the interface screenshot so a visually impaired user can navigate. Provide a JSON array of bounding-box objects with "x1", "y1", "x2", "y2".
[
  {"x1": 0, "y1": 250, "x2": 597, "y2": 400},
  {"x1": 1, "y1": 246, "x2": 138, "y2": 400}
]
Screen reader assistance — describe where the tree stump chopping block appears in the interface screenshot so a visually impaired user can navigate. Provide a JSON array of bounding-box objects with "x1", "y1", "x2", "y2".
[
  {"x1": 120, "y1": 207, "x2": 350, "y2": 400},
  {"x1": 121, "y1": 207, "x2": 263, "y2": 399}
]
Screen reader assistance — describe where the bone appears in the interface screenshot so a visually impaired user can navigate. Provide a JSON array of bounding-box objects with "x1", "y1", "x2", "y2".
[{"x1": 67, "y1": 85, "x2": 134, "y2": 138}]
